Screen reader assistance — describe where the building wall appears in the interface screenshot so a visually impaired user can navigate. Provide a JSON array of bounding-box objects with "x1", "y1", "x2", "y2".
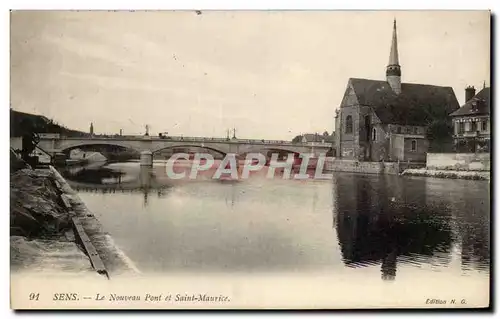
[
  {"x1": 334, "y1": 113, "x2": 341, "y2": 157},
  {"x1": 403, "y1": 138, "x2": 428, "y2": 162},
  {"x1": 357, "y1": 106, "x2": 383, "y2": 161},
  {"x1": 339, "y1": 82, "x2": 362, "y2": 160},
  {"x1": 339, "y1": 105, "x2": 359, "y2": 160},
  {"x1": 389, "y1": 134, "x2": 405, "y2": 161},
  {"x1": 370, "y1": 123, "x2": 390, "y2": 162},
  {"x1": 339, "y1": 104, "x2": 391, "y2": 162},
  {"x1": 427, "y1": 153, "x2": 490, "y2": 171},
  {"x1": 388, "y1": 134, "x2": 428, "y2": 162}
]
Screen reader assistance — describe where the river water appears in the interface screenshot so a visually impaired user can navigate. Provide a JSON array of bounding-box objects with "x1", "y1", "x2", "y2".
[{"x1": 61, "y1": 160, "x2": 490, "y2": 285}]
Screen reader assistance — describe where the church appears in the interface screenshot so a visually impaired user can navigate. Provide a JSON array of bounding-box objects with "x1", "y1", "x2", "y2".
[{"x1": 334, "y1": 20, "x2": 460, "y2": 162}]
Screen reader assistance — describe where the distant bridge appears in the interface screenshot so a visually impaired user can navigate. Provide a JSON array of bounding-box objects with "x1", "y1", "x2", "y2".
[{"x1": 36, "y1": 135, "x2": 332, "y2": 164}]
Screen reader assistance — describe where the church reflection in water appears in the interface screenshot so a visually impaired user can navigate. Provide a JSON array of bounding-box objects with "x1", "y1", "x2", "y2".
[{"x1": 333, "y1": 174, "x2": 454, "y2": 281}]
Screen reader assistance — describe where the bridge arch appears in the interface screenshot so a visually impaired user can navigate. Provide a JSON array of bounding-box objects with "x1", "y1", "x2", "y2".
[
  {"x1": 52, "y1": 141, "x2": 143, "y2": 163},
  {"x1": 55, "y1": 139, "x2": 145, "y2": 154}
]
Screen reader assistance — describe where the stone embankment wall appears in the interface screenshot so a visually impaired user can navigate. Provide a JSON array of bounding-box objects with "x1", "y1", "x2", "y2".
[
  {"x1": 10, "y1": 152, "x2": 138, "y2": 277},
  {"x1": 426, "y1": 153, "x2": 490, "y2": 171},
  {"x1": 324, "y1": 158, "x2": 407, "y2": 175},
  {"x1": 10, "y1": 151, "x2": 95, "y2": 273},
  {"x1": 50, "y1": 167, "x2": 140, "y2": 275},
  {"x1": 400, "y1": 153, "x2": 491, "y2": 180}
]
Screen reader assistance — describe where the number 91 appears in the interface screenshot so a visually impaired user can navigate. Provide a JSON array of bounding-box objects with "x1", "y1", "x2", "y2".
[{"x1": 29, "y1": 293, "x2": 40, "y2": 301}]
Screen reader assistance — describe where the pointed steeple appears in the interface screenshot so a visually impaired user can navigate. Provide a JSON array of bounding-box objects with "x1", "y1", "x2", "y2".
[
  {"x1": 386, "y1": 19, "x2": 402, "y2": 94},
  {"x1": 388, "y1": 19, "x2": 399, "y2": 66}
]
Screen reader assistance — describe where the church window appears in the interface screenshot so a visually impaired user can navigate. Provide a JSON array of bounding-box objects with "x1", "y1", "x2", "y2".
[
  {"x1": 372, "y1": 128, "x2": 377, "y2": 141},
  {"x1": 345, "y1": 115, "x2": 353, "y2": 134},
  {"x1": 411, "y1": 140, "x2": 417, "y2": 151}
]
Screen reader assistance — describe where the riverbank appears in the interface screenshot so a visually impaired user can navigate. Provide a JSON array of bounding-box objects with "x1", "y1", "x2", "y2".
[
  {"x1": 401, "y1": 168, "x2": 490, "y2": 180},
  {"x1": 10, "y1": 167, "x2": 97, "y2": 274},
  {"x1": 10, "y1": 154, "x2": 138, "y2": 277}
]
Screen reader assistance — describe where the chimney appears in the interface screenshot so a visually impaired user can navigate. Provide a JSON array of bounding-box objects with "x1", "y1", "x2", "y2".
[{"x1": 465, "y1": 86, "x2": 476, "y2": 103}]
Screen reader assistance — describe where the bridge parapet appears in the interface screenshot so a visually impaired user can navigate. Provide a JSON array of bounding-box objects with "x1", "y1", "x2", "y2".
[{"x1": 43, "y1": 135, "x2": 331, "y2": 148}]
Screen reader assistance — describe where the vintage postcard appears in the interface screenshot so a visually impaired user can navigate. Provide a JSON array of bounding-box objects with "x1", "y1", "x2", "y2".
[{"x1": 10, "y1": 10, "x2": 491, "y2": 310}]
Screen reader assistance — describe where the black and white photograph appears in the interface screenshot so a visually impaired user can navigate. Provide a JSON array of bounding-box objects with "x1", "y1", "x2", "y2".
[{"x1": 9, "y1": 9, "x2": 491, "y2": 309}]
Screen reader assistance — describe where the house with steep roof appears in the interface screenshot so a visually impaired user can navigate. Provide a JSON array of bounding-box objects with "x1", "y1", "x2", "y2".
[
  {"x1": 334, "y1": 20, "x2": 460, "y2": 162},
  {"x1": 450, "y1": 86, "x2": 490, "y2": 152}
]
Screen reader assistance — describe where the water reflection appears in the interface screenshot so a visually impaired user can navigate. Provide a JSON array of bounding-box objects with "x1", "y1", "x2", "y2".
[
  {"x1": 422, "y1": 179, "x2": 491, "y2": 272},
  {"x1": 61, "y1": 161, "x2": 170, "y2": 207},
  {"x1": 335, "y1": 174, "x2": 454, "y2": 281},
  {"x1": 334, "y1": 174, "x2": 490, "y2": 280},
  {"x1": 62, "y1": 162, "x2": 489, "y2": 279}
]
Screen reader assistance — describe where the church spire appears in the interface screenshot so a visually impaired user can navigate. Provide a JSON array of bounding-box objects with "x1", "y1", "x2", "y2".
[
  {"x1": 388, "y1": 19, "x2": 399, "y2": 66},
  {"x1": 386, "y1": 19, "x2": 402, "y2": 94}
]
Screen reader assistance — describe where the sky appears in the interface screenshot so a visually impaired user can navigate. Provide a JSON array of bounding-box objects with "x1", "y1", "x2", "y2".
[{"x1": 10, "y1": 10, "x2": 490, "y2": 140}]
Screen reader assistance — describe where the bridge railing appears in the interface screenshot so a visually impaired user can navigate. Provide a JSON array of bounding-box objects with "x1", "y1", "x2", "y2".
[{"x1": 40, "y1": 135, "x2": 332, "y2": 147}]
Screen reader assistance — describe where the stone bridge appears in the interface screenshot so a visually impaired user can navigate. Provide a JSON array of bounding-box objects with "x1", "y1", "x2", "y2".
[{"x1": 36, "y1": 135, "x2": 332, "y2": 164}]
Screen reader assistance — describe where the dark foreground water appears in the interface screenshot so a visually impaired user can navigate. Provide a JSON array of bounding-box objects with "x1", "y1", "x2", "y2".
[{"x1": 62, "y1": 161, "x2": 490, "y2": 283}]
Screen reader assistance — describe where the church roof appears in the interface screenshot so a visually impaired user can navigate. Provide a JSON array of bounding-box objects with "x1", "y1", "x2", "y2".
[
  {"x1": 450, "y1": 87, "x2": 490, "y2": 117},
  {"x1": 345, "y1": 78, "x2": 460, "y2": 126}
]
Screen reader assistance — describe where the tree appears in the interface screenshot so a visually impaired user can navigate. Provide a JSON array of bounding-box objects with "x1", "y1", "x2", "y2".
[
  {"x1": 291, "y1": 135, "x2": 303, "y2": 143},
  {"x1": 426, "y1": 119, "x2": 454, "y2": 152}
]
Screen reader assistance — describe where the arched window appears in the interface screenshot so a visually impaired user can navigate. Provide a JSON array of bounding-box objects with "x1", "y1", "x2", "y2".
[
  {"x1": 372, "y1": 128, "x2": 377, "y2": 141},
  {"x1": 345, "y1": 115, "x2": 353, "y2": 134},
  {"x1": 411, "y1": 140, "x2": 417, "y2": 151}
]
